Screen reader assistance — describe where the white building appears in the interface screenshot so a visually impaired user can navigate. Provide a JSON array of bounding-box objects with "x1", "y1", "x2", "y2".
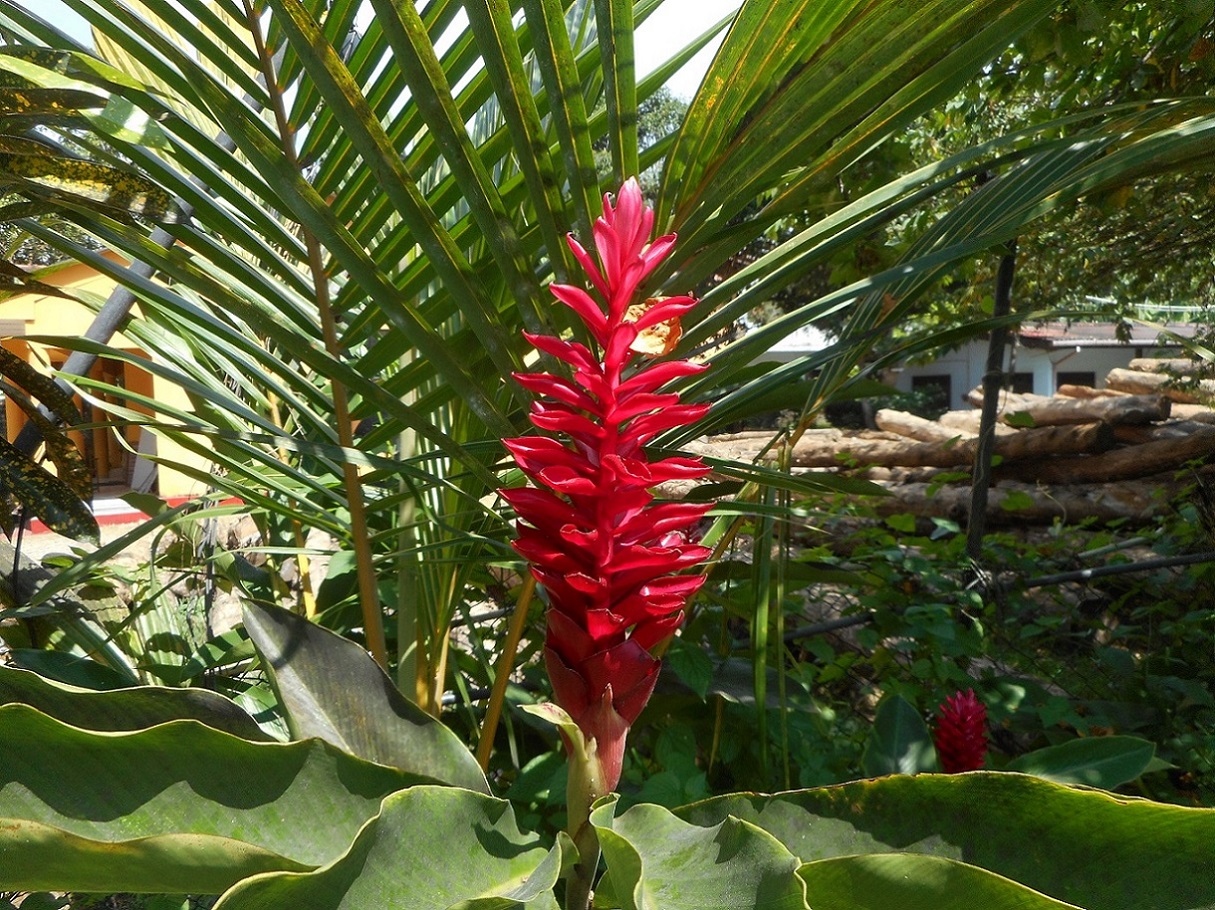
[
  {"x1": 888, "y1": 323, "x2": 1195, "y2": 409},
  {"x1": 756, "y1": 322, "x2": 1197, "y2": 411}
]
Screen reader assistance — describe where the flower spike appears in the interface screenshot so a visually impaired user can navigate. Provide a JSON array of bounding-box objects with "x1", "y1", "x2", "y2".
[
  {"x1": 501, "y1": 178, "x2": 711, "y2": 792},
  {"x1": 934, "y1": 689, "x2": 989, "y2": 773}
]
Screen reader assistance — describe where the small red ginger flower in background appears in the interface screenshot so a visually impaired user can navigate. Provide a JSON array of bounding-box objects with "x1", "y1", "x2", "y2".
[
  {"x1": 500, "y1": 178, "x2": 712, "y2": 793},
  {"x1": 934, "y1": 689, "x2": 989, "y2": 772}
]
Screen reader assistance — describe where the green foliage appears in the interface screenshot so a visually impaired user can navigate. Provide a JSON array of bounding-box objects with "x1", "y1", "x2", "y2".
[
  {"x1": 242, "y1": 601, "x2": 489, "y2": 793},
  {"x1": 682, "y1": 773, "x2": 1215, "y2": 910},
  {"x1": 0, "y1": 702, "x2": 422, "y2": 894},
  {"x1": 660, "y1": 485, "x2": 1215, "y2": 808},
  {"x1": 591, "y1": 797, "x2": 806, "y2": 910},
  {"x1": 212, "y1": 788, "x2": 566, "y2": 910},
  {"x1": 798, "y1": 854, "x2": 1081, "y2": 910},
  {"x1": 0, "y1": 570, "x2": 1212, "y2": 908},
  {"x1": 905, "y1": 3, "x2": 1215, "y2": 323},
  {"x1": 1005, "y1": 735, "x2": 1157, "y2": 789},
  {"x1": 861, "y1": 694, "x2": 938, "y2": 777},
  {"x1": 0, "y1": 664, "x2": 271, "y2": 739}
]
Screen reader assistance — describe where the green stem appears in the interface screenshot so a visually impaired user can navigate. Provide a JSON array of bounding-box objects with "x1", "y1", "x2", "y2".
[
  {"x1": 565, "y1": 824, "x2": 601, "y2": 910},
  {"x1": 564, "y1": 732, "x2": 606, "y2": 910}
]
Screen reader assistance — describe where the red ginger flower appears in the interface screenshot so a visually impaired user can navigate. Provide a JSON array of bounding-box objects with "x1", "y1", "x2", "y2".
[
  {"x1": 501, "y1": 178, "x2": 712, "y2": 792},
  {"x1": 934, "y1": 689, "x2": 989, "y2": 773}
]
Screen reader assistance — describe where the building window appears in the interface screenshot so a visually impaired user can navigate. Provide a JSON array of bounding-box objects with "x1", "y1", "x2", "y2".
[
  {"x1": 1057, "y1": 371, "x2": 1096, "y2": 390},
  {"x1": 911, "y1": 374, "x2": 952, "y2": 408},
  {"x1": 1010, "y1": 372, "x2": 1035, "y2": 394}
]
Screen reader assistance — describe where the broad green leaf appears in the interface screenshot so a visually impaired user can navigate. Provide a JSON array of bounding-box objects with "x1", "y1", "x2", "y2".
[
  {"x1": 663, "y1": 638, "x2": 714, "y2": 700},
  {"x1": 0, "y1": 704, "x2": 422, "y2": 893},
  {"x1": 679, "y1": 772, "x2": 1215, "y2": 910},
  {"x1": 213, "y1": 786, "x2": 564, "y2": 910},
  {"x1": 799, "y1": 853, "x2": 1081, "y2": 909},
  {"x1": 242, "y1": 601, "x2": 489, "y2": 793},
  {"x1": 7, "y1": 648, "x2": 136, "y2": 690},
  {"x1": 590, "y1": 796, "x2": 807, "y2": 910},
  {"x1": 1006, "y1": 735, "x2": 1156, "y2": 789},
  {"x1": 861, "y1": 694, "x2": 938, "y2": 777},
  {"x1": 0, "y1": 665, "x2": 272, "y2": 740}
]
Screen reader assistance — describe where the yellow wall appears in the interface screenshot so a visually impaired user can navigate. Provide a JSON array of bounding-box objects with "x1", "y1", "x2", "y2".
[{"x1": 0, "y1": 254, "x2": 210, "y2": 499}]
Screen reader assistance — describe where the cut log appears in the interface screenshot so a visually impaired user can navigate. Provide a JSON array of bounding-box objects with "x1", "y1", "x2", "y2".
[
  {"x1": 874, "y1": 409, "x2": 975, "y2": 443},
  {"x1": 1055, "y1": 385, "x2": 1127, "y2": 399},
  {"x1": 1111, "y1": 419, "x2": 1215, "y2": 444},
  {"x1": 1168, "y1": 404, "x2": 1215, "y2": 424},
  {"x1": 782, "y1": 422, "x2": 1112, "y2": 471},
  {"x1": 990, "y1": 422, "x2": 1116, "y2": 461},
  {"x1": 966, "y1": 386, "x2": 1171, "y2": 426},
  {"x1": 1128, "y1": 357, "x2": 1213, "y2": 377},
  {"x1": 998, "y1": 423, "x2": 1215, "y2": 484},
  {"x1": 938, "y1": 410, "x2": 1017, "y2": 435},
  {"x1": 1105, "y1": 368, "x2": 1215, "y2": 404},
  {"x1": 867, "y1": 479, "x2": 1166, "y2": 525},
  {"x1": 696, "y1": 423, "x2": 1113, "y2": 471},
  {"x1": 688, "y1": 428, "x2": 904, "y2": 466},
  {"x1": 964, "y1": 387, "x2": 1049, "y2": 411},
  {"x1": 709, "y1": 429, "x2": 811, "y2": 443},
  {"x1": 860, "y1": 466, "x2": 957, "y2": 484}
]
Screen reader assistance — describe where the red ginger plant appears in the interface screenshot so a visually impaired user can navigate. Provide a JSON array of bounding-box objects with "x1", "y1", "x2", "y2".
[
  {"x1": 500, "y1": 178, "x2": 713, "y2": 795},
  {"x1": 934, "y1": 689, "x2": 989, "y2": 773}
]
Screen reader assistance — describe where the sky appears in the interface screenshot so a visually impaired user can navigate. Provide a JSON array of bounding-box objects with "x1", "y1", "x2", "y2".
[
  {"x1": 633, "y1": 0, "x2": 740, "y2": 99},
  {"x1": 35, "y1": 0, "x2": 739, "y2": 99}
]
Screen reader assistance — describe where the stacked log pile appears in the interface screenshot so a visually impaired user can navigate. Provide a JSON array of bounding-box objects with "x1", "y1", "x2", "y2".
[{"x1": 695, "y1": 358, "x2": 1215, "y2": 525}]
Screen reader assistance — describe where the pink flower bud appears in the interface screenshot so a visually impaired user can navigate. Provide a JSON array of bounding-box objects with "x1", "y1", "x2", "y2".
[{"x1": 934, "y1": 689, "x2": 988, "y2": 773}]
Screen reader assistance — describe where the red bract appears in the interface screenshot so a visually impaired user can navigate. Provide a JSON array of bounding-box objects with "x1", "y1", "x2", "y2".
[
  {"x1": 501, "y1": 178, "x2": 712, "y2": 791},
  {"x1": 934, "y1": 689, "x2": 989, "y2": 773}
]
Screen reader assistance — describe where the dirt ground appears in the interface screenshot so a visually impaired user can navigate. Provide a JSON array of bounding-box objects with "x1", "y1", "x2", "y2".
[{"x1": 9, "y1": 519, "x2": 154, "y2": 565}]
